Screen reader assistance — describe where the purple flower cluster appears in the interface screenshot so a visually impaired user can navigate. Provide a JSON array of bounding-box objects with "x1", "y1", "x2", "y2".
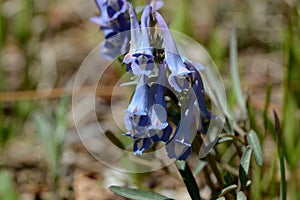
[
  {"x1": 91, "y1": 0, "x2": 130, "y2": 60},
  {"x1": 92, "y1": 0, "x2": 211, "y2": 160}
]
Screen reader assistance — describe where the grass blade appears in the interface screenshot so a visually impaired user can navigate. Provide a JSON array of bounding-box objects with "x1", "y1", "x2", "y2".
[
  {"x1": 273, "y1": 110, "x2": 286, "y2": 200},
  {"x1": 230, "y1": 27, "x2": 247, "y2": 117}
]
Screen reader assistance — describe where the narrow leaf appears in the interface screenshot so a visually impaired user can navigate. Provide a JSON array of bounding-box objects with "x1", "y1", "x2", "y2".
[
  {"x1": 247, "y1": 130, "x2": 263, "y2": 166},
  {"x1": 237, "y1": 191, "x2": 247, "y2": 200},
  {"x1": 218, "y1": 184, "x2": 237, "y2": 197},
  {"x1": 219, "y1": 134, "x2": 245, "y2": 144},
  {"x1": 175, "y1": 160, "x2": 201, "y2": 200},
  {"x1": 109, "y1": 186, "x2": 173, "y2": 200},
  {"x1": 218, "y1": 136, "x2": 233, "y2": 144},
  {"x1": 273, "y1": 110, "x2": 286, "y2": 200},
  {"x1": 54, "y1": 97, "x2": 68, "y2": 142},
  {"x1": 239, "y1": 146, "x2": 252, "y2": 189},
  {"x1": 230, "y1": 26, "x2": 247, "y2": 117},
  {"x1": 240, "y1": 146, "x2": 252, "y2": 175},
  {"x1": 105, "y1": 130, "x2": 125, "y2": 150},
  {"x1": 263, "y1": 84, "x2": 272, "y2": 132}
]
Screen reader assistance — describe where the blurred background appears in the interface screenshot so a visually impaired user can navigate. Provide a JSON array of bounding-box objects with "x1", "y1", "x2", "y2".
[{"x1": 0, "y1": 0, "x2": 299, "y2": 199}]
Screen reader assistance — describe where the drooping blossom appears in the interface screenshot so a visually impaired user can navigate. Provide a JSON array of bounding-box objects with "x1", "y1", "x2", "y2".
[
  {"x1": 92, "y1": 1, "x2": 214, "y2": 160},
  {"x1": 166, "y1": 89, "x2": 200, "y2": 160},
  {"x1": 124, "y1": 64, "x2": 172, "y2": 155},
  {"x1": 185, "y1": 61, "x2": 211, "y2": 120},
  {"x1": 154, "y1": 12, "x2": 191, "y2": 93},
  {"x1": 123, "y1": 5, "x2": 154, "y2": 76},
  {"x1": 91, "y1": 0, "x2": 130, "y2": 60},
  {"x1": 147, "y1": 64, "x2": 172, "y2": 142},
  {"x1": 150, "y1": 0, "x2": 164, "y2": 11},
  {"x1": 123, "y1": 74, "x2": 151, "y2": 155}
]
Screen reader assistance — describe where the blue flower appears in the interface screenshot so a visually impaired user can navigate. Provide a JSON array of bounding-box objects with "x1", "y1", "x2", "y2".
[
  {"x1": 91, "y1": 0, "x2": 129, "y2": 38},
  {"x1": 165, "y1": 62, "x2": 211, "y2": 160},
  {"x1": 123, "y1": 5, "x2": 154, "y2": 76},
  {"x1": 125, "y1": 74, "x2": 149, "y2": 118},
  {"x1": 166, "y1": 89, "x2": 200, "y2": 160},
  {"x1": 133, "y1": 137, "x2": 152, "y2": 155},
  {"x1": 148, "y1": 64, "x2": 168, "y2": 130},
  {"x1": 185, "y1": 61, "x2": 211, "y2": 120},
  {"x1": 91, "y1": 0, "x2": 131, "y2": 60},
  {"x1": 90, "y1": 1, "x2": 211, "y2": 158},
  {"x1": 154, "y1": 12, "x2": 191, "y2": 92},
  {"x1": 150, "y1": 0, "x2": 164, "y2": 11},
  {"x1": 124, "y1": 65, "x2": 173, "y2": 155},
  {"x1": 124, "y1": 74, "x2": 151, "y2": 153},
  {"x1": 148, "y1": 64, "x2": 172, "y2": 141}
]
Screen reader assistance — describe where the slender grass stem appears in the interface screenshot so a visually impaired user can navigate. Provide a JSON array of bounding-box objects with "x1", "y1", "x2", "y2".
[{"x1": 273, "y1": 111, "x2": 286, "y2": 200}]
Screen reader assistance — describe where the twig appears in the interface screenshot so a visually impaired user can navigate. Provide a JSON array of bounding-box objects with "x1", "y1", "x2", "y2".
[{"x1": 0, "y1": 86, "x2": 128, "y2": 102}]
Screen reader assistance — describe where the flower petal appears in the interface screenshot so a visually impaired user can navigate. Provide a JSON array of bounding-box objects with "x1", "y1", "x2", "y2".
[
  {"x1": 107, "y1": 0, "x2": 127, "y2": 20},
  {"x1": 154, "y1": 12, "x2": 191, "y2": 92},
  {"x1": 165, "y1": 90, "x2": 200, "y2": 160},
  {"x1": 185, "y1": 61, "x2": 210, "y2": 119},
  {"x1": 124, "y1": 4, "x2": 154, "y2": 75},
  {"x1": 126, "y1": 75, "x2": 149, "y2": 115},
  {"x1": 133, "y1": 137, "x2": 152, "y2": 155},
  {"x1": 160, "y1": 125, "x2": 172, "y2": 142},
  {"x1": 150, "y1": 0, "x2": 164, "y2": 11}
]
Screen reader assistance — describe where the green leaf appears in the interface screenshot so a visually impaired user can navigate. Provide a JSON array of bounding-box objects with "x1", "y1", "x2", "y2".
[
  {"x1": 239, "y1": 146, "x2": 252, "y2": 189},
  {"x1": 237, "y1": 191, "x2": 247, "y2": 200},
  {"x1": 34, "y1": 97, "x2": 68, "y2": 183},
  {"x1": 247, "y1": 130, "x2": 263, "y2": 166},
  {"x1": 240, "y1": 146, "x2": 252, "y2": 175},
  {"x1": 54, "y1": 97, "x2": 68, "y2": 152},
  {"x1": 273, "y1": 111, "x2": 286, "y2": 200},
  {"x1": 175, "y1": 160, "x2": 200, "y2": 200},
  {"x1": 109, "y1": 186, "x2": 173, "y2": 200},
  {"x1": 217, "y1": 184, "x2": 237, "y2": 198},
  {"x1": 105, "y1": 130, "x2": 125, "y2": 150},
  {"x1": 282, "y1": 93, "x2": 299, "y2": 167},
  {"x1": 219, "y1": 134, "x2": 245, "y2": 144},
  {"x1": 263, "y1": 83, "x2": 272, "y2": 133},
  {"x1": 34, "y1": 112, "x2": 56, "y2": 172},
  {"x1": 230, "y1": 26, "x2": 247, "y2": 117},
  {"x1": 218, "y1": 136, "x2": 233, "y2": 144}
]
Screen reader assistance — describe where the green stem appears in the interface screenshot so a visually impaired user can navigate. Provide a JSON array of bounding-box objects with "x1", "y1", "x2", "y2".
[
  {"x1": 279, "y1": 150, "x2": 286, "y2": 200},
  {"x1": 273, "y1": 111, "x2": 286, "y2": 200},
  {"x1": 175, "y1": 160, "x2": 201, "y2": 200}
]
